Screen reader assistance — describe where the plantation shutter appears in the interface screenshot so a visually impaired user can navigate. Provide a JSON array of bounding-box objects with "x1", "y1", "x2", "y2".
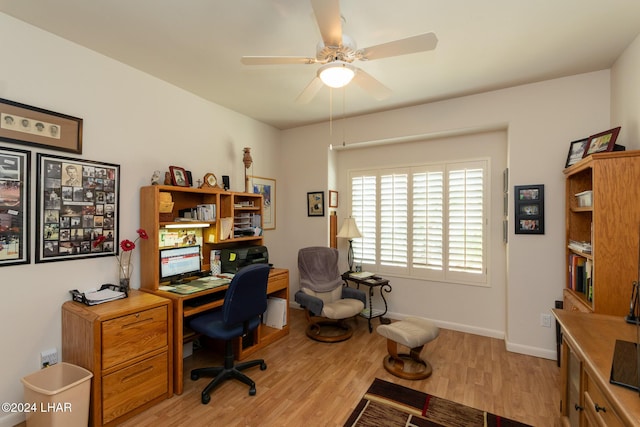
[
  {"x1": 447, "y1": 164, "x2": 485, "y2": 277},
  {"x1": 412, "y1": 169, "x2": 444, "y2": 271},
  {"x1": 351, "y1": 174, "x2": 376, "y2": 265},
  {"x1": 380, "y1": 172, "x2": 408, "y2": 267}
]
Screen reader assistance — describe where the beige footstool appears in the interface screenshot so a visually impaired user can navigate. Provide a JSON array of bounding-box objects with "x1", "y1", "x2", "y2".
[{"x1": 376, "y1": 317, "x2": 439, "y2": 380}]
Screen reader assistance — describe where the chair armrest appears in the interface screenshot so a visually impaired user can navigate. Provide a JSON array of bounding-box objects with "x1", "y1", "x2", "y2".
[
  {"x1": 342, "y1": 287, "x2": 366, "y2": 305},
  {"x1": 294, "y1": 290, "x2": 324, "y2": 316}
]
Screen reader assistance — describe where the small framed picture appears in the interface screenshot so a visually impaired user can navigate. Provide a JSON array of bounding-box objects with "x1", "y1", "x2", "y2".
[
  {"x1": 329, "y1": 190, "x2": 338, "y2": 208},
  {"x1": 565, "y1": 138, "x2": 589, "y2": 168},
  {"x1": 307, "y1": 191, "x2": 324, "y2": 217},
  {"x1": 169, "y1": 166, "x2": 189, "y2": 187},
  {"x1": 514, "y1": 184, "x2": 544, "y2": 234},
  {"x1": 583, "y1": 127, "x2": 621, "y2": 157}
]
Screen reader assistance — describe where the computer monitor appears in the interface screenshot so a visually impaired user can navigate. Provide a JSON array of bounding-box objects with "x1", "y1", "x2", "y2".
[{"x1": 159, "y1": 245, "x2": 201, "y2": 284}]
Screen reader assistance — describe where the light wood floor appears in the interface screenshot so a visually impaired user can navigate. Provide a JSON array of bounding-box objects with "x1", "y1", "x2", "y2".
[{"x1": 120, "y1": 308, "x2": 561, "y2": 427}]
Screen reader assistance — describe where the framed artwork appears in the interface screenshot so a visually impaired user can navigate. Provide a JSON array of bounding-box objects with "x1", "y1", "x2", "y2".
[
  {"x1": 0, "y1": 98, "x2": 83, "y2": 154},
  {"x1": 0, "y1": 146, "x2": 30, "y2": 266},
  {"x1": 307, "y1": 191, "x2": 324, "y2": 217},
  {"x1": 329, "y1": 190, "x2": 338, "y2": 208},
  {"x1": 169, "y1": 165, "x2": 189, "y2": 187},
  {"x1": 250, "y1": 176, "x2": 276, "y2": 230},
  {"x1": 514, "y1": 184, "x2": 544, "y2": 234},
  {"x1": 565, "y1": 138, "x2": 589, "y2": 168},
  {"x1": 36, "y1": 153, "x2": 120, "y2": 263},
  {"x1": 583, "y1": 127, "x2": 621, "y2": 157}
]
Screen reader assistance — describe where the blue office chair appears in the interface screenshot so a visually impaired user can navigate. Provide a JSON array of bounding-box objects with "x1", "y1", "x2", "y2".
[{"x1": 189, "y1": 264, "x2": 270, "y2": 404}]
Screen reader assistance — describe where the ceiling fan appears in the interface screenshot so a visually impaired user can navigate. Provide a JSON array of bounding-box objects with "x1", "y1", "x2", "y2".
[{"x1": 240, "y1": 0, "x2": 438, "y2": 104}]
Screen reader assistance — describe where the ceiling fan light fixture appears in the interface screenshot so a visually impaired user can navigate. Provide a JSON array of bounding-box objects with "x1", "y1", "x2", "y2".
[{"x1": 318, "y1": 61, "x2": 356, "y2": 88}]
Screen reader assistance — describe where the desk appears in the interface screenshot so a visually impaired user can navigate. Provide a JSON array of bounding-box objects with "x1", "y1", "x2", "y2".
[
  {"x1": 343, "y1": 272, "x2": 392, "y2": 332},
  {"x1": 552, "y1": 309, "x2": 640, "y2": 426},
  {"x1": 145, "y1": 268, "x2": 289, "y2": 395}
]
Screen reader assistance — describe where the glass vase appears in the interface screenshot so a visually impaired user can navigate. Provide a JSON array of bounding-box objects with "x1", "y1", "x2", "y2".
[{"x1": 119, "y1": 264, "x2": 132, "y2": 292}]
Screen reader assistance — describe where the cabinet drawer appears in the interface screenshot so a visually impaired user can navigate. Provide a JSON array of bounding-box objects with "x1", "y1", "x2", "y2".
[
  {"x1": 102, "y1": 352, "x2": 168, "y2": 424},
  {"x1": 584, "y1": 373, "x2": 624, "y2": 427},
  {"x1": 102, "y1": 306, "x2": 167, "y2": 369},
  {"x1": 267, "y1": 272, "x2": 288, "y2": 294}
]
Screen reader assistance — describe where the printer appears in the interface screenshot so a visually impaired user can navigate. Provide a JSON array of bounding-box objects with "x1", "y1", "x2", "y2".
[{"x1": 220, "y1": 245, "x2": 269, "y2": 273}]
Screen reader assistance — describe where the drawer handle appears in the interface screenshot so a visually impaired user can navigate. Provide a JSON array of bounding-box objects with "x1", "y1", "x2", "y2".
[
  {"x1": 122, "y1": 317, "x2": 154, "y2": 329},
  {"x1": 121, "y1": 365, "x2": 154, "y2": 383},
  {"x1": 594, "y1": 403, "x2": 606, "y2": 413},
  {"x1": 574, "y1": 404, "x2": 583, "y2": 412}
]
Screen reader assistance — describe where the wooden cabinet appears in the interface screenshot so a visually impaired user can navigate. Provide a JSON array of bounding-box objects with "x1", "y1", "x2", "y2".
[
  {"x1": 564, "y1": 151, "x2": 640, "y2": 315},
  {"x1": 62, "y1": 291, "x2": 172, "y2": 427},
  {"x1": 553, "y1": 309, "x2": 639, "y2": 427},
  {"x1": 139, "y1": 185, "x2": 289, "y2": 395}
]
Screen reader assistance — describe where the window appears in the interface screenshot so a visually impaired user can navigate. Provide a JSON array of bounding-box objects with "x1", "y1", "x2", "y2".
[{"x1": 349, "y1": 160, "x2": 487, "y2": 285}]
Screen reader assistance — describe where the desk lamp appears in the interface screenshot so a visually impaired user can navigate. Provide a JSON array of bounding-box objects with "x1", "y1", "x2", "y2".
[{"x1": 337, "y1": 217, "x2": 362, "y2": 272}]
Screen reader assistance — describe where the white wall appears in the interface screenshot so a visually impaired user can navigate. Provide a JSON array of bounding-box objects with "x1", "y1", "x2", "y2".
[
  {"x1": 281, "y1": 71, "x2": 612, "y2": 360},
  {"x1": 0, "y1": 14, "x2": 284, "y2": 427},
  {"x1": 612, "y1": 33, "x2": 640, "y2": 146}
]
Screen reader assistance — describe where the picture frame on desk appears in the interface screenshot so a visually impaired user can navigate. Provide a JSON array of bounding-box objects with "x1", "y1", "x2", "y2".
[
  {"x1": 0, "y1": 97, "x2": 83, "y2": 154},
  {"x1": 565, "y1": 138, "x2": 589, "y2": 168},
  {"x1": 35, "y1": 153, "x2": 120, "y2": 263},
  {"x1": 0, "y1": 145, "x2": 30, "y2": 266},
  {"x1": 169, "y1": 165, "x2": 189, "y2": 187},
  {"x1": 583, "y1": 126, "x2": 621, "y2": 157},
  {"x1": 250, "y1": 175, "x2": 276, "y2": 229}
]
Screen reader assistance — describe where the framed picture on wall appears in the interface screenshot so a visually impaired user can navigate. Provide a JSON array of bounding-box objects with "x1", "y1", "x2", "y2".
[
  {"x1": 307, "y1": 191, "x2": 324, "y2": 217},
  {"x1": 0, "y1": 145, "x2": 30, "y2": 266},
  {"x1": 35, "y1": 153, "x2": 120, "y2": 263},
  {"x1": 0, "y1": 97, "x2": 83, "y2": 154},
  {"x1": 250, "y1": 175, "x2": 276, "y2": 230},
  {"x1": 329, "y1": 190, "x2": 338, "y2": 208},
  {"x1": 514, "y1": 184, "x2": 544, "y2": 234}
]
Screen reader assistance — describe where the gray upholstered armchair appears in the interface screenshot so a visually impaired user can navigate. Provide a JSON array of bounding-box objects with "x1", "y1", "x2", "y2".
[{"x1": 295, "y1": 246, "x2": 366, "y2": 342}]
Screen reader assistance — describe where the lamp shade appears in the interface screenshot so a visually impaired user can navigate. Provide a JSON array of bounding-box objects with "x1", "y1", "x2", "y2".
[
  {"x1": 336, "y1": 217, "x2": 362, "y2": 239},
  {"x1": 318, "y1": 61, "x2": 356, "y2": 88}
]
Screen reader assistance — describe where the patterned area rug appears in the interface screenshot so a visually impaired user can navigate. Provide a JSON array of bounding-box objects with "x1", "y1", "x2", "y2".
[{"x1": 344, "y1": 378, "x2": 532, "y2": 427}]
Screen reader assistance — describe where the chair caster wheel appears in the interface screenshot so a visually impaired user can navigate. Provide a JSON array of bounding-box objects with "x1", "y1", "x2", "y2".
[
  {"x1": 260, "y1": 362, "x2": 267, "y2": 370},
  {"x1": 191, "y1": 372, "x2": 200, "y2": 381},
  {"x1": 249, "y1": 386, "x2": 256, "y2": 396},
  {"x1": 201, "y1": 393, "x2": 210, "y2": 404}
]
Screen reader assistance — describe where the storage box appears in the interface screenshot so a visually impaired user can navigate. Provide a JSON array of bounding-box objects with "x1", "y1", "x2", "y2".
[{"x1": 575, "y1": 190, "x2": 592, "y2": 207}]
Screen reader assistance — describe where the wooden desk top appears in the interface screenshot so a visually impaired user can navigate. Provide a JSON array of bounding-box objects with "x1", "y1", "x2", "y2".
[{"x1": 552, "y1": 309, "x2": 640, "y2": 425}]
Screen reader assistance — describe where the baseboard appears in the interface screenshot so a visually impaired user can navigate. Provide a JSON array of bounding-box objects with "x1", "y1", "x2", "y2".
[{"x1": 0, "y1": 412, "x2": 24, "y2": 427}]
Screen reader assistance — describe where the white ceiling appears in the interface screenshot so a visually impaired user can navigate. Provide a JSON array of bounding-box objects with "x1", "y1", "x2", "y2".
[{"x1": 1, "y1": 0, "x2": 639, "y2": 130}]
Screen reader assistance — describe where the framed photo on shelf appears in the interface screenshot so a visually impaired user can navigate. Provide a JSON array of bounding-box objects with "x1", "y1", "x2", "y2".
[
  {"x1": 583, "y1": 127, "x2": 621, "y2": 157},
  {"x1": 249, "y1": 175, "x2": 276, "y2": 230},
  {"x1": 565, "y1": 138, "x2": 589, "y2": 168},
  {"x1": 329, "y1": 190, "x2": 338, "y2": 208},
  {"x1": 169, "y1": 165, "x2": 189, "y2": 187},
  {"x1": 35, "y1": 153, "x2": 120, "y2": 263},
  {"x1": 0, "y1": 146, "x2": 30, "y2": 266},
  {"x1": 514, "y1": 184, "x2": 544, "y2": 235},
  {"x1": 307, "y1": 191, "x2": 324, "y2": 217},
  {"x1": 0, "y1": 97, "x2": 83, "y2": 154}
]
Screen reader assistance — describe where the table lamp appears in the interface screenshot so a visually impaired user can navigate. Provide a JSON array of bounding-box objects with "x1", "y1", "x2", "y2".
[{"x1": 336, "y1": 217, "x2": 362, "y2": 272}]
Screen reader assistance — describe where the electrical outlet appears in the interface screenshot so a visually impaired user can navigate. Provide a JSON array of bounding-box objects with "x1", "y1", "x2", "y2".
[
  {"x1": 40, "y1": 348, "x2": 58, "y2": 368},
  {"x1": 540, "y1": 313, "x2": 552, "y2": 328}
]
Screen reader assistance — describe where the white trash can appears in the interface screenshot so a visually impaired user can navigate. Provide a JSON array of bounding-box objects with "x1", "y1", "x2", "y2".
[{"x1": 21, "y1": 362, "x2": 93, "y2": 427}]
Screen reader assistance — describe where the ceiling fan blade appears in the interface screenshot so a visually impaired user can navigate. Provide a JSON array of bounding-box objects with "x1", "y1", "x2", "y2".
[
  {"x1": 241, "y1": 56, "x2": 317, "y2": 65},
  {"x1": 360, "y1": 32, "x2": 438, "y2": 61},
  {"x1": 295, "y1": 76, "x2": 324, "y2": 104},
  {"x1": 352, "y1": 69, "x2": 392, "y2": 100},
  {"x1": 311, "y1": 0, "x2": 342, "y2": 47}
]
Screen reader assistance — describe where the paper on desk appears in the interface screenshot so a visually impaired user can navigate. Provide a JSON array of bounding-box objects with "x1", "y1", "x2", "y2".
[{"x1": 84, "y1": 288, "x2": 125, "y2": 302}]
